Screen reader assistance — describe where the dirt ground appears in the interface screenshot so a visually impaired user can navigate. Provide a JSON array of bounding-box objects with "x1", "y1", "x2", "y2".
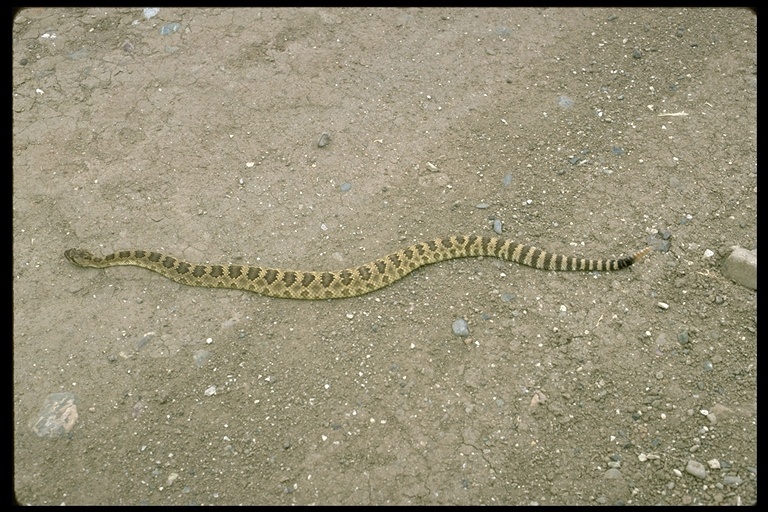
[{"x1": 13, "y1": 7, "x2": 756, "y2": 505}]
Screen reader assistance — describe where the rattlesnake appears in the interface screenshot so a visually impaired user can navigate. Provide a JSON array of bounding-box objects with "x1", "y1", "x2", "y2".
[{"x1": 64, "y1": 235, "x2": 652, "y2": 300}]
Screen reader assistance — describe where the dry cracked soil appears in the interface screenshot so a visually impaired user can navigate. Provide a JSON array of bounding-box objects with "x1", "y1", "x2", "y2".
[{"x1": 13, "y1": 7, "x2": 756, "y2": 505}]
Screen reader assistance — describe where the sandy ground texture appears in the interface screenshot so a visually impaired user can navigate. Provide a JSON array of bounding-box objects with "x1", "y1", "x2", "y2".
[{"x1": 13, "y1": 7, "x2": 755, "y2": 505}]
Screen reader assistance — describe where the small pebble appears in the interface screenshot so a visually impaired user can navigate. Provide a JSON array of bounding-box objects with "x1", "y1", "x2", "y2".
[
  {"x1": 160, "y1": 23, "x2": 181, "y2": 36},
  {"x1": 452, "y1": 318, "x2": 469, "y2": 337},
  {"x1": 32, "y1": 392, "x2": 79, "y2": 438},
  {"x1": 502, "y1": 174, "x2": 513, "y2": 187},
  {"x1": 340, "y1": 182, "x2": 352, "y2": 192},
  {"x1": 723, "y1": 475, "x2": 743, "y2": 487},
  {"x1": 656, "y1": 239, "x2": 672, "y2": 252},
  {"x1": 685, "y1": 460, "x2": 707, "y2": 479},
  {"x1": 558, "y1": 95, "x2": 575, "y2": 108},
  {"x1": 657, "y1": 302, "x2": 669, "y2": 310},
  {"x1": 193, "y1": 350, "x2": 211, "y2": 367},
  {"x1": 317, "y1": 132, "x2": 331, "y2": 147},
  {"x1": 493, "y1": 219, "x2": 503, "y2": 235}
]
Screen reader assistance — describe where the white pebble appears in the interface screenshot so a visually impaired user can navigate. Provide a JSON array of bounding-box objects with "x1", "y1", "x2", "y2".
[{"x1": 657, "y1": 302, "x2": 669, "y2": 310}]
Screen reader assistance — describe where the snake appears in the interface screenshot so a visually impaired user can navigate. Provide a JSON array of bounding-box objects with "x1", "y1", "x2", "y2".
[{"x1": 64, "y1": 235, "x2": 652, "y2": 300}]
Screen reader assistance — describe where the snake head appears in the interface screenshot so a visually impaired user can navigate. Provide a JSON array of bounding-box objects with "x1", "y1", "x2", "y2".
[{"x1": 64, "y1": 248, "x2": 96, "y2": 267}]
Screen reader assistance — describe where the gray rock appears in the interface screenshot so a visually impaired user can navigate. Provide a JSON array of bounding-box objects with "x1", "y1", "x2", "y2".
[
  {"x1": 685, "y1": 460, "x2": 708, "y2": 479},
  {"x1": 32, "y1": 392, "x2": 79, "y2": 438},
  {"x1": 721, "y1": 247, "x2": 756, "y2": 289},
  {"x1": 452, "y1": 318, "x2": 469, "y2": 337},
  {"x1": 160, "y1": 23, "x2": 181, "y2": 36},
  {"x1": 194, "y1": 350, "x2": 211, "y2": 367}
]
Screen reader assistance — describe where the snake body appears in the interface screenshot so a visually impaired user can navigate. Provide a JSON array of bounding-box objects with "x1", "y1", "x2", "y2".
[{"x1": 64, "y1": 235, "x2": 651, "y2": 300}]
